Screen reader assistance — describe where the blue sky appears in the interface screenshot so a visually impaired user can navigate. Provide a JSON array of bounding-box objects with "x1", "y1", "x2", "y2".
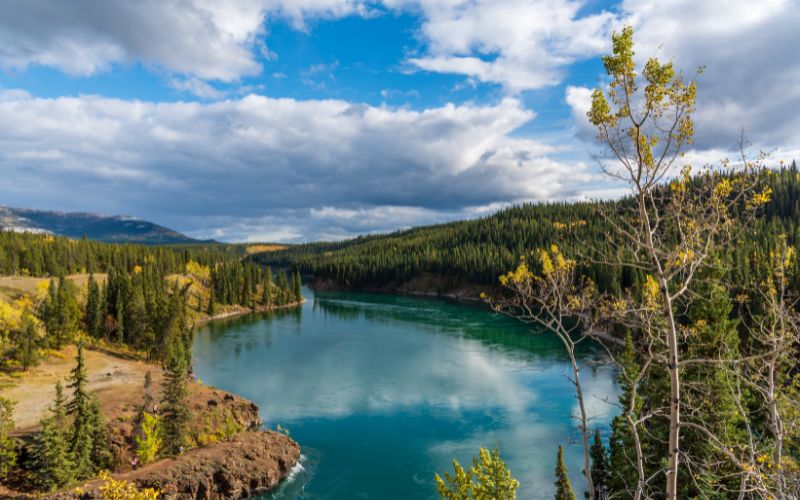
[{"x1": 0, "y1": 0, "x2": 797, "y2": 241}]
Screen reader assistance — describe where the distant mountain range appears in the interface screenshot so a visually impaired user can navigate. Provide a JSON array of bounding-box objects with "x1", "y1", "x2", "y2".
[{"x1": 0, "y1": 205, "x2": 204, "y2": 244}]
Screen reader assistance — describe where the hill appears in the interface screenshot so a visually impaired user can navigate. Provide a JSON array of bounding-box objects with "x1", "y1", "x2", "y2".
[
  {"x1": 253, "y1": 164, "x2": 800, "y2": 296},
  {"x1": 0, "y1": 205, "x2": 203, "y2": 244}
]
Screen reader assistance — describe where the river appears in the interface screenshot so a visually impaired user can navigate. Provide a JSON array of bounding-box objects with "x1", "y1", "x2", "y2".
[{"x1": 192, "y1": 288, "x2": 618, "y2": 499}]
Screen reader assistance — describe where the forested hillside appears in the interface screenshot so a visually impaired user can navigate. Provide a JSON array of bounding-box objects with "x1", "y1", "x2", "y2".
[
  {"x1": 254, "y1": 163, "x2": 800, "y2": 294},
  {"x1": 0, "y1": 234, "x2": 302, "y2": 371}
]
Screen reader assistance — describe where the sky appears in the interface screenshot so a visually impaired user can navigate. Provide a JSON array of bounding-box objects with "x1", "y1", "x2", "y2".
[{"x1": 0, "y1": 0, "x2": 798, "y2": 242}]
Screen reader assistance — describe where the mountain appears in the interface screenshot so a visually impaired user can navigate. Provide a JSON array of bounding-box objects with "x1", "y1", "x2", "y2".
[{"x1": 0, "y1": 205, "x2": 203, "y2": 244}]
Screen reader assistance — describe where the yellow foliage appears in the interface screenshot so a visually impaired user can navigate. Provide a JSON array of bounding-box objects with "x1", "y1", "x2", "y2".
[
  {"x1": 713, "y1": 178, "x2": 733, "y2": 199},
  {"x1": 538, "y1": 251, "x2": 554, "y2": 276},
  {"x1": 35, "y1": 279, "x2": 51, "y2": 298},
  {"x1": 185, "y1": 260, "x2": 211, "y2": 283},
  {"x1": 135, "y1": 413, "x2": 162, "y2": 465},
  {"x1": 643, "y1": 275, "x2": 660, "y2": 308},
  {"x1": 500, "y1": 262, "x2": 533, "y2": 286},
  {"x1": 747, "y1": 186, "x2": 773, "y2": 209},
  {"x1": 97, "y1": 471, "x2": 159, "y2": 500}
]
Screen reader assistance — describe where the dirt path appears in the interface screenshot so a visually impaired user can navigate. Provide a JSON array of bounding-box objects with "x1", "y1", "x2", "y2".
[
  {"x1": 0, "y1": 274, "x2": 108, "y2": 301},
  {"x1": 0, "y1": 345, "x2": 160, "y2": 433}
]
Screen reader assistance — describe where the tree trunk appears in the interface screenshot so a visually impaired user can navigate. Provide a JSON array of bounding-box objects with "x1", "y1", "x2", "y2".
[
  {"x1": 663, "y1": 290, "x2": 681, "y2": 500},
  {"x1": 569, "y1": 349, "x2": 595, "y2": 500}
]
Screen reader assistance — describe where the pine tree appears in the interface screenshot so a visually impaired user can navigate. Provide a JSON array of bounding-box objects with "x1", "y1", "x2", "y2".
[
  {"x1": 126, "y1": 282, "x2": 147, "y2": 349},
  {"x1": 261, "y1": 276, "x2": 272, "y2": 307},
  {"x1": 207, "y1": 286, "x2": 216, "y2": 316},
  {"x1": 115, "y1": 306, "x2": 125, "y2": 344},
  {"x1": 293, "y1": 270, "x2": 302, "y2": 302},
  {"x1": 30, "y1": 382, "x2": 74, "y2": 490},
  {"x1": 161, "y1": 354, "x2": 190, "y2": 455},
  {"x1": 16, "y1": 316, "x2": 40, "y2": 370},
  {"x1": 681, "y1": 279, "x2": 744, "y2": 496},
  {"x1": 44, "y1": 278, "x2": 58, "y2": 343},
  {"x1": 67, "y1": 343, "x2": 96, "y2": 479},
  {"x1": 589, "y1": 430, "x2": 610, "y2": 498},
  {"x1": 89, "y1": 395, "x2": 112, "y2": 470},
  {"x1": 608, "y1": 332, "x2": 643, "y2": 495},
  {"x1": 555, "y1": 446, "x2": 576, "y2": 500},
  {"x1": 0, "y1": 397, "x2": 17, "y2": 479},
  {"x1": 86, "y1": 273, "x2": 102, "y2": 338},
  {"x1": 55, "y1": 276, "x2": 79, "y2": 348}
]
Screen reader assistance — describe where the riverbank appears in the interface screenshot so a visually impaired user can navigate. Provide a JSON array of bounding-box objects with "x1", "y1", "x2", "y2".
[
  {"x1": 311, "y1": 273, "x2": 492, "y2": 302},
  {"x1": 45, "y1": 431, "x2": 300, "y2": 499},
  {"x1": 0, "y1": 343, "x2": 301, "y2": 498},
  {"x1": 194, "y1": 298, "x2": 307, "y2": 327}
]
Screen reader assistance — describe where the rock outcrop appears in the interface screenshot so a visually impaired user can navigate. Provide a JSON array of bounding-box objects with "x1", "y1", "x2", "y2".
[{"x1": 50, "y1": 431, "x2": 300, "y2": 499}]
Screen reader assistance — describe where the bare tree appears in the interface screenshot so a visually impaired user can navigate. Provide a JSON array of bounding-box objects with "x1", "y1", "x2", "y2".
[
  {"x1": 490, "y1": 25, "x2": 776, "y2": 500},
  {"x1": 488, "y1": 246, "x2": 604, "y2": 499}
]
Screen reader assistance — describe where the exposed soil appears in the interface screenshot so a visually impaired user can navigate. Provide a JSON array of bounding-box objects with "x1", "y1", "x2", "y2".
[
  {"x1": 0, "y1": 346, "x2": 298, "y2": 499},
  {"x1": 0, "y1": 274, "x2": 107, "y2": 301},
  {"x1": 47, "y1": 431, "x2": 300, "y2": 499}
]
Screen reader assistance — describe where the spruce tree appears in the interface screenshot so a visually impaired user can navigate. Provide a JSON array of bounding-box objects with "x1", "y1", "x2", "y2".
[
  {"x1": 293, "y1": 271, "x2": 302, "y2": 302},
  {"x1": 589, "y1": 430, "x2": 610, "y2": 498},
  {"x1": 115, "y1": 307, "x2": 125, "y2": 344},
  {"x1": 89, "y1": 395, "x2": 112, "y2": 470},
  {"x1": 608, "y1": 332, "x2": 643, "y2": 495},
  {"x1": 681, "y1": 279, "x2": 744, "y2": 496},
  {"x1": 161, "y1": 354, "x2": 190, "y2": 455},
  {"x1": 126, "y1": 282, "x2": 147, "y2": 348},
  {"x1": 30, "y1": 382, "x2": 74, "y2": 490},
  {"x1": 85, "y1": 273, "x2": 102, "y2": 338},
  {"x1": 67, "y1": 343, "x2": 96, "y2": 479},
  {"x1": 43, "y1": 278, "x2": 59, "y2": 346},
  {"x1": 555, "y1": 446, "x2": 576, "y2": 500},
  {"x1": 261, "y1": 280, "x2": 272, "y2": 307},
  {"x1": 16, "y1": 317, "x2": 40, "y2": 370},
  {"x1": 55, "y1": 276, "x2": 79, "y2": 348},
  {"x1": 0, "y1": 397, "x2": 17, "y2": 479},
  {"x1": 207, "y1": 286, "x2": 215, "y2": 315}
]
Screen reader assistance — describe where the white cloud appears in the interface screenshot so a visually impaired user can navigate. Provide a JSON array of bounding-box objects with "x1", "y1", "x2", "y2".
[
  {"x1": 169, "y1": 77, "x2": 227, "y2": 100},
  {"x1": 564, "y1": 85, "x2": 595, "y2": 141},
  {"x1": 0, "y1": 91, "x2": 594, "y2": 241},
  {"x1": 397, "y1": 0, "x2": 618, "y2": 92},
  {"x1": 619, "y1": 0, "x2": 800, "y2": 151},
  {"x1": 0, "y1": 0, "x2": 370, "y2": 82},
  {"x1": 564, "y1": 1, "x2": 800, "y2": 160},
  {"x1": 0, "y1": 0, "x2": 265, "y2": 81}
]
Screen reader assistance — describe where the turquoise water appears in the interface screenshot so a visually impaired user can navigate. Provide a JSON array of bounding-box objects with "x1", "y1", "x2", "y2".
[{"x1": 192, "y1": 288, "x2": 618, "y2": 499}]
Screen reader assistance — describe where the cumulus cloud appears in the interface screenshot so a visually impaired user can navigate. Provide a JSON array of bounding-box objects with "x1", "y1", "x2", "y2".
[
  {"x1": 0, "y1": 92, "x2": 593, "y2": 241},
  {"x1": 564, "y1": 0, "x2": 800, "y2": 158},
  {"x1": 398, "y1": 0, "x2": 618, "y2": 92},
  {"x1": 0, "y1": 0, "x2": 374, "y2": 82}
]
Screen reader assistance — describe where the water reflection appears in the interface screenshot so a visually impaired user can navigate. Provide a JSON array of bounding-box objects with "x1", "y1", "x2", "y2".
[{"x1": 193, "y1": 288, "x2": 619, "y2": 499}]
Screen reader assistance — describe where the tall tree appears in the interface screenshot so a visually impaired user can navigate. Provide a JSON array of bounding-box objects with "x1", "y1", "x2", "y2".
[
  {"x1": 555, "y1": 446, "x2": 576, "y2": 500},
  {"x1": 55, "y1": 276, "x2": 80, "y2": 348},
  {"x1": 0, "y1": 397, "x2": 17, "y2": 479},
  {"x1": 67, "y1": 343, "x2": 96, "y2": 478},
  {"x1": 293, "y1": 270, "x2": 302, "y2": 302},
  {"x1": 589, "y1": 431, "x2": 610, "y2": 499},
  {"x1": 16, "y1": 316, "x2": 40, "y2": 370},
  {"x1": 30, "y1": 382, "x2": 74, "y2": 490},
  {"x1": 160, "y1": 355, "x2": 190, "y2": 455},
  {"x1": 85, "y1": 273, "x2": 103, "y2": 338}
]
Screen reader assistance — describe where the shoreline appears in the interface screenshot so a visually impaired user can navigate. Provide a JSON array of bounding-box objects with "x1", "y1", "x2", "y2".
[
  {"x1": 193, "y1": 298, "x2": 307, "y2": 327},
  {"x1": 1, "y1": 299, "x2": 307, "y2": 498}
]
